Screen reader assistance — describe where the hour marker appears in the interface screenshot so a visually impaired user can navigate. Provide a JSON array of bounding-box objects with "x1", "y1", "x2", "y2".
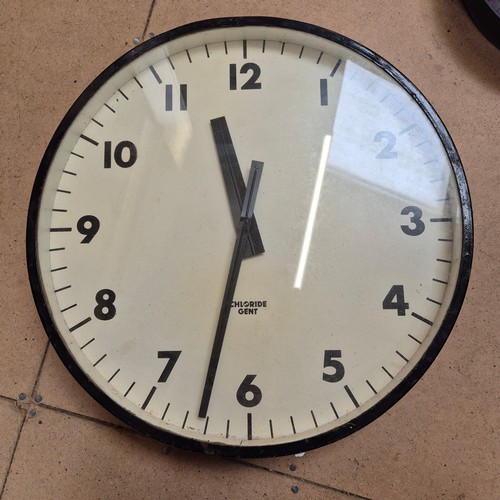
[
  {"x1": 396, "y1": 350, "x2": 409, "y2": 362},
  {"x1": 330, "y1": 58, "x2": 341, "y2": 77},
  {"x1": 382, "y1": 366, "x2": 394, "y2": 379},
  {"x1": 104, "y1": 103, "x2": 115, "y2": 113},
  {"x1": 269, "y1": 419, "x2": 274, "y2": 438},
  {"x1": 50, "y1": 227, "x2": 72, "y2": 232},
  {"x1": 310, "y1": 410, "x2": 318, "y2": 428},
  {"x1": 141, "y1": 386, "x2": 157, "y2": 409},
  {"x1": 149, "y1": 65, "x2": 162, "y2": 84},
  {"x1": 165, "y1": 84, "x2": 188, "y2": 111},
  {"x1": 124, "y1": 382, "x2": 135, "y2": 397},
  {"x1": 80, "y1": 134, "x2": 99, "y2": 146},
  {"x1": 93, "y1": 354, "x2": 107, "y2": 367},
  {"x1": 185, "y1": 50, "x2": 192, "y2": 63},
  {"x1": 161, "y1": 403, "x2": 170, "y2": 420},
  {"x1": 366, "y1": 380, "x2": 378, "y2": 394},
  {"x1": 243, "y1": 40, "x2": 247, "y2": 59},
  {"x1": 119, "y1": 89, "x2": 129, "y2": 100},
  {"x1": 316, "y1": 51, "x2": 323, "y2": 64},
  {"x1": 51, "y1": 266, "x2": 67, "y2": 273},
  {"x1": 399, "y1": 123, "x2": 417, "y2": 135},
  {"x1": 203, "y1": 416, "x2": 209, "y2": 434},
  {"x1": 247, "y1": 413, "x2": 252, "y2": 440},
  {"x1": 426, "y1": 297, "x2": 442, "y2": 306},
  {"x1": 182, "y1": 410, "x2": 189, "y2": 428},
  {"x1": 430, "y1": 217, "x2": 452, "y2": 223},
  {"x1": 92, "y1": 118, "x2": 104, "y2": 127},
  {"x1": 80, "y1": 337, "x2": 95, "y2": 350},
  {"x1": 344, "y1": 385, "x2": 359, "y2": 408},
  {"x1": 330, "y1": 402, "x2": 339, "y2": 418},
  {"x1": 433, "y1": 278, "x2": 449, "y2": 285},
  {"x1": 320, "y1": 78, "x2": 328, "y2": 106},
  {"x1": 133, "y1": 76, "x2": 143, "y2": 88},
  {"x1": 55, "y1": 285, "x2": 71, "y2": 293},
  {"x1": 411, "y1": 312, "x2": 433, "y2": 326},
  {"x1": 408, "y1": 334, "x2": 422, "y2": 344},
  {"x1": 107, "y1": 369, "x2": 120, "y2": 383},
  {"x1": 69, "y1": 316, "x2": 91, "y2": 332},
  {"x1": 60, "y1": 303, "x2": 77, "y2": 313}
]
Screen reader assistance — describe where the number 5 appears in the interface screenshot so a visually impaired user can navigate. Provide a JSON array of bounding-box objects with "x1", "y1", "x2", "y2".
[{"x1": 323, "y1": 350, "x2": 345, "y2": 382}]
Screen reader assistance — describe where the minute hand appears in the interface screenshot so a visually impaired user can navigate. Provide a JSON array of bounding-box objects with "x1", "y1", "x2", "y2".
[
  {"x1": 198, "y1": 161, "x2": 264, "y2": 419},
  {"x1": 211, "y1": 116, "x2": 265, "y2": 257}
]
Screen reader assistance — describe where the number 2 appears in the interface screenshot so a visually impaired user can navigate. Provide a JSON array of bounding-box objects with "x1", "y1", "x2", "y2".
[{"x1": 374, "y1": 131, "x2": 397, "y2": 159}]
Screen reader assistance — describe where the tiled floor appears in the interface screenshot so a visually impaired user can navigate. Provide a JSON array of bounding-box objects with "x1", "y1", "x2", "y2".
[{"x1": 1, "y1": 1, "x2": 498, "y2": 498}]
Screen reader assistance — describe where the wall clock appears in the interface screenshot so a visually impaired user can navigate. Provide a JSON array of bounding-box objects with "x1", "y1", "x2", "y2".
[{"x1": 27, "y1": 17, "x2": 473, "y2": 458}]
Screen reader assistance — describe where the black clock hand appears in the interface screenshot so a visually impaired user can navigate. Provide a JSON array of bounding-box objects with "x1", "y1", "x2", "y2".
[
  {"x1": 210, "y1": 116, "x2": 265, "y2": 257},
  {"x1": 198, "y1": 161, "x2": 264, "y2": 419}
]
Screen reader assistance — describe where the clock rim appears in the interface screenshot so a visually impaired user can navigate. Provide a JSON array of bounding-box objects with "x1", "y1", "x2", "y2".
[{"x1": 26, "y1": 16, "x2": 473, "y2": 458}]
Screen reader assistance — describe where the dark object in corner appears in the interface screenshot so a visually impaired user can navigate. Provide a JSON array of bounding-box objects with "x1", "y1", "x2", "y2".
[{"x1": 463, "y1": 0, "x2": 500, "y2": 49}]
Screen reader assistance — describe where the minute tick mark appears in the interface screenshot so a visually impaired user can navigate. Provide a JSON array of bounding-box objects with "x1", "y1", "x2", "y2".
[{"x1": 330, "y1": 58, "x2": 342, "y2": 77}]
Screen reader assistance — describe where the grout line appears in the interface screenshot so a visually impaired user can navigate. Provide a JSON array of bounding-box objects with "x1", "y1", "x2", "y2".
[
  {"x1": 141, "y1": 0, "x2": 157, "y2": 40},
  {"x1": 36, "y1": 402, "x2": 135, "y2": 433},
  {"x1": 29, "y1": 340, "x2": 50, "y2": 400},
  {"x1": 229, "y1": 459, "x2": 372, "y2": 499},
  {"x1": 0, "y1": 403, "x2": 28, "y2": 499},
  {"x1": 0, "y1": 339, "x2": 50, "y2": 498}
]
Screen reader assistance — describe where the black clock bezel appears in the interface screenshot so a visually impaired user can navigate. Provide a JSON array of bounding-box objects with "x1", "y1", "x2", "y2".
[{"x1": 26, "y1": 16, "x2": 473, "y2": 458}]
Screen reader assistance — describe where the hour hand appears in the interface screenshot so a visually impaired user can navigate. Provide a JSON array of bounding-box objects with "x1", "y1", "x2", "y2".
[{"x1": 210, "y1": 116, "x2": 265, "y2": 257}]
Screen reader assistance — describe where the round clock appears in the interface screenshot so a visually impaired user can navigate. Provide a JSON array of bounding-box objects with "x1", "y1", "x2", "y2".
[{"x1": 27, "y1": 17, "x2": 473, "y2": 458}]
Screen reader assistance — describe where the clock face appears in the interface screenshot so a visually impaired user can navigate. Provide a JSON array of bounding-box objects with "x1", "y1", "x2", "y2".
[{"x1": 27, "y1": 18, "x2": 473, "y2": 457}]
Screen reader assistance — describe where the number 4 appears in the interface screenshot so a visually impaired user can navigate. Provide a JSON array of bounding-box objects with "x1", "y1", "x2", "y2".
[{"x1": 382, "y1": 285, "x2": 409, "y2": 316}]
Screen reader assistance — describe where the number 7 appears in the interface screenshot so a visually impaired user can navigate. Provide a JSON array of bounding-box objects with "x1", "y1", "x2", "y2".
[{"x1": 157, "y1": 351, "x2": 181, "y2": 383}]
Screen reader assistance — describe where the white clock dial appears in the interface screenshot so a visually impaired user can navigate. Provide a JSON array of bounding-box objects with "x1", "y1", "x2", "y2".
[{"x1": 28, "y1": 18, "x2": 472, "y2": 457}]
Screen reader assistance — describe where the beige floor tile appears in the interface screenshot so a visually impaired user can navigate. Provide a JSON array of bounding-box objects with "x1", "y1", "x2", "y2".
[
  {"x1": 0, "y1": 398, "x2": 25, "y2": 490},
  {"x1": 35, "y1": 345, "x2": 122, "y2": 425},
  {"x1": 2, "y1": 405, "x2": 351, "y2": 499}
]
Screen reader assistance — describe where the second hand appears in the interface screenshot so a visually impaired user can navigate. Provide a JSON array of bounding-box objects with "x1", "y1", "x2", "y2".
[{"x1": 198, "y1": 161, "x2": 264, "y2": 419}]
